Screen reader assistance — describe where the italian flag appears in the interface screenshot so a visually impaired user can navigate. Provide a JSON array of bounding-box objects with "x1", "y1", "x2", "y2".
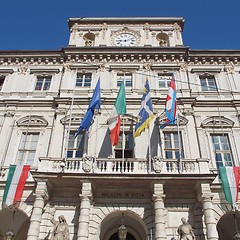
[
  {"x1": 219, "y1": 166, "x2": 240, "y2": 208},
  {"x1": 108, "y1": 81, "x2": 126, "y2": 146},
  {"x1": 3, "y1": 165, "x2": 30, "y2": 207}
]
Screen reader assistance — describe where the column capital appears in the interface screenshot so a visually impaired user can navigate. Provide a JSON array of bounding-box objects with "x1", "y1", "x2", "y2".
[
  {"x1": 198, "y1": 183, "x2": 213, "y2": 202},
  {"x1": 152, "y1": 194, "x2": 166, "y2": 202},
  {"x1": 35, "y1": 180, "x2": 49, "y2": 200},
  {"x1": 79, "y1": 193, "x2": 93, "y2": 202}
]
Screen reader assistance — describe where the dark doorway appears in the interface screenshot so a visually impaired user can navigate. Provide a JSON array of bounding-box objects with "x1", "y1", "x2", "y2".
[{"x1": 109, "y1": 232, "x2": 136, "y2": 240}]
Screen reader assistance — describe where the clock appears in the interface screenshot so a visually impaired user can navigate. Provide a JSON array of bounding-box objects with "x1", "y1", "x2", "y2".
[{"x1": 114, "y1": 33, "x2": 137, "y2": 47}]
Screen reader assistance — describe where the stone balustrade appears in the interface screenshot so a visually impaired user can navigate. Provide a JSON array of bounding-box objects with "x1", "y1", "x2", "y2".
[
  {"x1": 0, "y1": 157, "x2": 212, "y2": 179},
  {"x1": 36, "y1": 157, "x2": 211, "y2": 174}
]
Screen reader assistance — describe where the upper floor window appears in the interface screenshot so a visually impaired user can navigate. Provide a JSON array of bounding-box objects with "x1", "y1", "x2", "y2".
[
  {"x1": 211, "y1": 134, "x2": 233, "y2": 167},
  {"x1": 0, "y1": 76, "x2": 5, "y2": 91},
  {"x1": 164, "y1": 132, "x2": 184, "y2": 159},
  {"x1": 115, "y1": 132, "x2": 134, "y2": 158},
  {"x1": 200, "y1": 75, "x2": 217, "y2": 91},
  {"x1": 67, "y1": 131, "x2": 85, "y2": 158},
  {"x1": 35, "y1": 76, "x2": 52, "y2": 91},
  {"x1": 117, "y1": 73, "x2": 132, "y2": 88},
  {"x1": 158, "y1": 74, "x2": 171, "y2": 88},
  {"x1": 76, "y1": 73, "x2": 92, "y2": 87},
  {"x1": 17, "y1": 132, "x2": 39, "y2": 166}
]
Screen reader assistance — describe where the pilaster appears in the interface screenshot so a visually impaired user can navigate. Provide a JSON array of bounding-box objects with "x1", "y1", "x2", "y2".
[
  {"x1": 199, "y1": 183, "x2": 218, "y2": 240},
  {"x1": 77, "y1": 181, "x2": 93, "y2": 240},
  {"x1": 27, "y1": 180, "x2": 49, "y2": 240},
  {"x1": 153, "y1": 182, "x2": 166, "y2": 240}
]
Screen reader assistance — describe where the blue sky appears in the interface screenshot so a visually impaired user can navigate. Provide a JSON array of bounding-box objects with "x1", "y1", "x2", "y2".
[{"x1": 0, "y1": 0, "x2": 239, "y2": 51}]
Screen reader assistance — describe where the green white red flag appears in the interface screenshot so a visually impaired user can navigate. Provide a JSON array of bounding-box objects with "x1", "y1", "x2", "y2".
[
  {"x1": 219, "y1": 166, "x2": 240, "y2": 208},
  {"x1": 108, "y1": 81, "x2": 126, "y2": 146},
  {"x1": 3, "y1": 165, "x2": 30, "y2": 208}
]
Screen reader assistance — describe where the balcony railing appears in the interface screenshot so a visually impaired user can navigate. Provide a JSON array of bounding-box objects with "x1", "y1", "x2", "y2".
[
  {"x1": 0, "y1": 157, "x2": 212, "y2": 181},
  {"x1": 35, "y1": 157, "x2": 211, "y2": 174}
]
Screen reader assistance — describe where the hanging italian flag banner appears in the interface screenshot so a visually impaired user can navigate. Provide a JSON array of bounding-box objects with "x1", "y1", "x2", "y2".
[
  {"x1": 108, "y1": 81, "x2": 126, "y2": 146},
  {"x1": 219, "y1": 166, "x2": 240, "y2": 208},
  {"x1": 3, "y1": 165, "x2": 30, "y2": 208}
]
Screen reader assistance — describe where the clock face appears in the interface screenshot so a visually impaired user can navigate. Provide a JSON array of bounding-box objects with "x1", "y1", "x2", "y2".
[{"x1": 114, "y1": 33, "x2": 137, "y2": 46}]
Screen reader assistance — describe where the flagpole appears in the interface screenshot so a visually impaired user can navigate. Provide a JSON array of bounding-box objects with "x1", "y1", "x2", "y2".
[
  {"x1": 64, "y1": 72, "x2": 77, "y2": 162},
  {"x1": 93, "y1": 109, "x2": 100, "y2": 172},
  {"x1": 122, "y1": 116, "x2": 125, "y2": 173},
  {"x1": 20, "y1": 105, "x2": 33, "y2": 166},
  {"x1": 83, "y1": 131, "x2": 89, "y2": 156},
  {"x1": 148, "y1": 126, "x2": 151, "y2": 173},
  {"x1": 147, "y1": 69, "x2": 152, "y2": 173},
  {"x1": 176, "y1": 113, "x2": 182, "y2": 173}
]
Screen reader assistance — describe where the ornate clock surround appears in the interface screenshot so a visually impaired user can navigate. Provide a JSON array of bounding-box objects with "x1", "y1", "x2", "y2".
[{"x1": 111, "y1": 27, "x2": 141, "y2": 47}]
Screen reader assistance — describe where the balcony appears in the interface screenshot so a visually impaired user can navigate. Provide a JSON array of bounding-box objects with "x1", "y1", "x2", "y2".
[{"x1": 36, "y1": 156, "x2": 211, "y2": 174}]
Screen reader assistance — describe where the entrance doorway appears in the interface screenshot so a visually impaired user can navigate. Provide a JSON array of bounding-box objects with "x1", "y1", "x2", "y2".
[
  {"x1": 109, "y1": 232, "x2": 136, "y2": 240},
  {"x1": 217, "y1": 210, "x2": 240, "y2": 240},
  {"x1": 0, "y1": 208, "x2": 29, "y2": 240},
  {"x1": 100, "y1": 210, "x2": 147, "y2": 240}
]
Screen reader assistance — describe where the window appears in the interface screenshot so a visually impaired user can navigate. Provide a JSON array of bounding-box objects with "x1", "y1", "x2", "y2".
[
  {"x1": 211, "y1": 134, "x2": 233, "y2": 167},
  {"x1": 115, "y1": 132, "x2": 134, "y2": 158},
  {"x1": 76, "y1": 73, "x2": 92, "y2": 87},
  {"x1": 158, "y1": 74, "x2": 171, "y2": 88},
  {"x1": 35, "y1": 76, "x2": 52, "y2": 91},
  {"x1": 117, "y1": 73, "x2": 132, "y2": 88},
  {"x1": 0, "y1": 76, "x2": 5, "y2": 91},
  {"x1": 67, "y1": 131, "x2": 85, "y2": 158},
  {"x1": 164, "y1": 132, "x2": 184, "y2": 159},
  {"x1": 200, "y1": 75, "x2": 217, "y2": 91},
  {"x1": 17, "y1": 132, "x2": 39, "y2": 165}
]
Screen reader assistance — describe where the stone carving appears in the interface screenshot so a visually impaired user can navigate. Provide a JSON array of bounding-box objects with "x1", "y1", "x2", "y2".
[
  {"x1": 159, "y1": 39, "x2": 168, "y2": 46},
  {"x1": 51, "y1": 215, "x2": 70, "y2": 240},
  {"x1": 85, "y1": 39, "x2": 93, "y2": 46},
  {"x1": 152, "y1": 157, "x2": 163, "y2": 173},
  {"x1": 18, "y1": 64, "x2": 28, "y2": 74},
  {"x1": 82, "y1": 156, "x2": 93, "y2": 172},
  {"x1": 177, "y1": 217, "x2": 195, "y2": 240}
]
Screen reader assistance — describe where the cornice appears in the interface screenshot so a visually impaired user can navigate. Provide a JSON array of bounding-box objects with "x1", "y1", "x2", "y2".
[
  {"x1": 0, "y1": 47, "x2": 240, "y2": 66},
  {"x1": 63, "y1": 46, "x2": 189, "y2": 63},
  {"x1": 0, "y1": 50, "x2": 64, "y2": 65},
  {"x1": 68, "y1": 17, "x2": 185, "y2": 30}
]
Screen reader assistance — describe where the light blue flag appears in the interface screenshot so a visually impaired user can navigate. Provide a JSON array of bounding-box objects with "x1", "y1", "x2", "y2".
[
  {"x1": 75, "y1": 78, "x2": 101, "y2": 137},
  {"x1": 134, "y1": 79, "x2": 154, "y2": 137}
]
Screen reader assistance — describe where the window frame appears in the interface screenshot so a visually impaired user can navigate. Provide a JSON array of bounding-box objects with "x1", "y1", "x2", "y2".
[
  {"x1": 157, "y1": 73, "x2": 172, "y2": 88},
  {"x1": 163, "y1": 131, "x2": 184, "y2": 159},
  {"x1": 35, "y1": 75, "x2": 52, "y2": 91},
  {"x1": 114, "y1": 131, "x2": 134, "y2": 158},
  {"x1": 76, "y1": 73, "x2": 92, "y2": 88},
  {"x1": 211, "y1": 133, "x2": 233, "y2": 167},
  {"x1": 199, "y1": 74, "x2": 217, "y2": 92},
  {"x1": 0, "y1": 75, "x2": 5, "y2": 91},
  {"x1": 66, "y1": 130, "x2": 86, "y2": 158},
  {"x1": 17, "y1": 132, "x2": 40, "y2": 166},
  {"x1": 117, "y1": 73, "x2": 133, "y2": 88}
]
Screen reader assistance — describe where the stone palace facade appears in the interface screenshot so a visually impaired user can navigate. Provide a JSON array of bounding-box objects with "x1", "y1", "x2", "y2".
[{"x1": 0, "y1": 17, "x2": 240, "y2": 240}]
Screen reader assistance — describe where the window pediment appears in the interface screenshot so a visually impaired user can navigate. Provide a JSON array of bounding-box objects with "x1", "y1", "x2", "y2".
[
  {"x1": 201, "y1": 116, "x2": 234, "y2": 128},
  {"x1": 30, "y1": 68, "x2": 60, "y2": 75},
  {"x1": 60, "y1": 114, "x2": 85, "y2": 126},
  {"x1": 17, "y1": 115, "x2": 48, "y2": 127},
  {"x1": 156, "y1": 114, "x2": 188, "y2": 126},
  {"x1": 190, "y1": 68, "x2": 222, "y2": 73}
]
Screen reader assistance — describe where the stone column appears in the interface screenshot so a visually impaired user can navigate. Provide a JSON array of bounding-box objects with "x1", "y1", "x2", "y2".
[
  {"x1": 153, "y1": 183, "x2": 166, "y2": 240},
  {"x1": 77, "y1": 181, "x2": 92, "y2": 240},
  {"x1": 199, "y1": 183, "x2": 218, "y2": 240},
  {"x1": 27, "y1": 180, "x2": 48, "y2": 240}
]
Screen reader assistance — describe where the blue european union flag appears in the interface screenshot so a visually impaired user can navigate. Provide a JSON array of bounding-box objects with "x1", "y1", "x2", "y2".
[
  {"x1": 75, "y1": 78, "x2": 101, "y2": 137},
  {"x1": 134, "y1": 80, "x2": 154, "y2": 137}
]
